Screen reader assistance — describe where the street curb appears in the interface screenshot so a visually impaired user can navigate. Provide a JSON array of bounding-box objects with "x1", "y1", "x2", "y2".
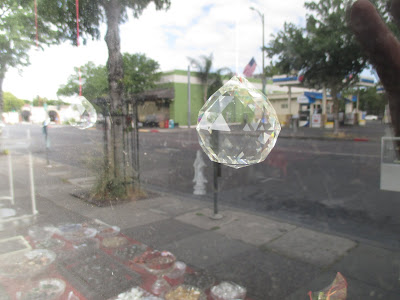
[{"x1": 279, "y1": 134, "x2": 372, "y2": 142}]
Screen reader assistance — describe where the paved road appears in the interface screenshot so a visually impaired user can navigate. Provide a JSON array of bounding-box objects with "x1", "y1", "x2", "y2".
[{"x1": 1, "y1": 123, "x2": 399, "y2": 248}]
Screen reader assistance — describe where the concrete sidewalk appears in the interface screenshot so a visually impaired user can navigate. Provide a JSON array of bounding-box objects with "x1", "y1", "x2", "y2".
[{"x1": 1, "y1": 153, "x2": 399, "y2": 299}]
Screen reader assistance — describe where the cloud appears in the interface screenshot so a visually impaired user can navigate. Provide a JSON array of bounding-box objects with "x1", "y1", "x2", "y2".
[{"x1": 3, "y1": 0, "x2": 307, "y2": 99}]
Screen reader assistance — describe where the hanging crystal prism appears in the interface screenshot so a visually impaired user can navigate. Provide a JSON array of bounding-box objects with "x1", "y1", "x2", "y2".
[{"x1": 196, "y1": 76, "x2": 281, "y2": 169}]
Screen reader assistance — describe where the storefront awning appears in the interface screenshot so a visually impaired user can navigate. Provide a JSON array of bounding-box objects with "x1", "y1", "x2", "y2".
[{"x1": 133, "y1": 88, "x2": 175, "y2": 102}]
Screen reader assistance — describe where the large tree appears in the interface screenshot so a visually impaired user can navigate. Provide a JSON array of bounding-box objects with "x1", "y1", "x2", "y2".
[
  {"x1": 0, "y1": 0, "x2": 61, "y2": 115},
  {"x1": 57, "y1": 61, "x2": 109, "y2": 101},
  {"x1": 39, "y1": 0, "x2": 170, "y2": 191},
  {"x1": 57, "y1": 53, "x2": 160, "y2": 100},
  {"x1": 2, "y1": 92, "x2": 25, "y2": 112},
  {"x1": 267, "y1": 0, "x2": 371, "y2": 133}
]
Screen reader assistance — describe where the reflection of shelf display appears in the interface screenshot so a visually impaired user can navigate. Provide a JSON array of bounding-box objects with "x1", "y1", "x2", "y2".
[
  {"x1": 113, "y1": 244, "x2": 148, "y2": 261},
  {"x1": 0, "y1": 236, "x2": 31, "y2": 257},
  {"x1": 102, "y1": 236, "x2": 128, "y2": 249},
  {"x1": 60, "y1": 251, "x2": 141, "y2": 300},
  {"x1": 165, "y1": 285, "x2": 206, "y2": 300},
  {"x1": 113, "y1": 286, "x2": 162, "y2": 300},
  {"x1": 87, "y1": 219, "x2": 120, "y2": 238},
  {"x1": 0, "y1": 249, "x2": 56, "y2": 279},
  {"x1": 22, "y1": 278, "x2": 66, "y2": 300},
  {"x1": 210, "y1": 281, "x2": 247, "y2": 300},
  {"x1": 34, "y1": 238, "x2": 65, "y2": 252},
  {"x1": 183, "y1": 269, "x2": 215, "y2": 291},
  {"x1": 142, "y1": 251, "x2": 176, "y2": 274}
]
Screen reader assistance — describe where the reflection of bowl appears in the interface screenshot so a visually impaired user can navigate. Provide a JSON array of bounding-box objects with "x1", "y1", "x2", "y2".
[
  {"x1": 62, "y1": 227, "x2": 98, "y2": 242},
  {"x1": 58, "y1": 223, "x2": 82, "y2": 233},
  {"x1": 113, "y1": 286, "x2": 162, "y2": 300},
  {"x1": 34, "y1": 239, "x2": 65, "y2": 251},
  {"x1": 113, "y1": 244, "x2": 148, "y2": 261},
  {"x1": 97, "y1": 225, "x2": 120, "y2": 238},
  {"x1": 165, "y1": 285, "x2": 206, "y2": 300},
  {"x1": 28, "y1": 225, "x2": 56, "y2": 241},
  {"x1": 22, "y1": 278, "x2": 66, "y2": 300},
  {"x1": 210, "y1": 282, "x2": 246, "y2": 300},
  {"x1": 101, "y1": 236, "x2": 128, "y2": 249},
  {"x1": 0, "y1": 249, "x2": 56, "y2": 279},
  {"x1": 143, "y1": 251, "x2": 176, "y2": 274}
]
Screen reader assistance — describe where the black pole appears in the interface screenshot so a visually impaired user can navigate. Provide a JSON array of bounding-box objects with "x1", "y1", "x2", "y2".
[
  {"x1": 211, "y1": 129, "x2": 222, "y2": 218},
  {"x1": 213, "y1": 162, "x2": 219, "y2": 215},
  {"x1": 134, "y1": 98, "x2": 140, "y2": 189},
  {"x1": 103, "y1": 102, "x2": 109, "y2": 176},
  {"x1": 45, "y1": 134, "x2": 50, "y2": 166}
]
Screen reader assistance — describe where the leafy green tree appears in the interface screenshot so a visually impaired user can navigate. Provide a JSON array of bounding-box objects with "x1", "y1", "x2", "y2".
[
  {"x1": 32, "y1": 96, "x2": 65, "y2": 107},
  {"x1": 123, "y1": 53, "x2": 161, "y2": 96},
  {"x1": 2, "y1": 92, "x2": 24, "y2": 112},
  {"x1": 0, "y1": 0, "x2": 61, "y2": 115},
  {"x1": 207, "y1": 68, "x2": 233, "y2": 99},
  {"x1": 264, "y1": 61, "x2": 281, "y2": 79},
  {"x1": 57, "y1": 54, "x2": 160, "y2": 99},
  {"x1": 188, "y1": 53, "x2": 231, "y2": 103},
  {"x1": 188, "y1": 54, "x2": 214, "y2": 104},
  {"x1": 38, "y1": 0, "x2": 171, "y2": 192},
  {"x1": 57, "y1": 62, "x2": 109, "y2": 101},
  {"x1": 267, "y1": 0, "x2": 369, "y2": 133},
  {"x1": 359, "y1": 87, "x2": 387, "y2": 116}
]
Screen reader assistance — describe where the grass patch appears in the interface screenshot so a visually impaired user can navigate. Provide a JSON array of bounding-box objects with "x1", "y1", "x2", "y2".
[
  {"x1": 210, "y1": 226, "x2": 220, "y2": 231},
  {"x1": 0, "y1": 149, "x2": 9, "y2": 155},
  {"x1": 60, "y1": 178, "x2": 70, "y2": 184},
  {"x1": 196, "y1": 212, "x2": 204, "y2": 216}
]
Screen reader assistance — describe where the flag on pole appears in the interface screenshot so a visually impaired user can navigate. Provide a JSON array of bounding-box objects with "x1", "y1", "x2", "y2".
[{"x1": 243, "y1": 58, "x2": 257, "y2": 77}]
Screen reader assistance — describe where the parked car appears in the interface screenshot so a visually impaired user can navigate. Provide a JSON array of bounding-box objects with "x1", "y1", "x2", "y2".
[{"x1": 365, "y1": 115, "x2": 378, "y2": 121}]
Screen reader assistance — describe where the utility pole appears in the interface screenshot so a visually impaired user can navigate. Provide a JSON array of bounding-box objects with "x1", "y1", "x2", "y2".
[{"x1": 250, "y1": 7, "x2": 265, "y2": 94}]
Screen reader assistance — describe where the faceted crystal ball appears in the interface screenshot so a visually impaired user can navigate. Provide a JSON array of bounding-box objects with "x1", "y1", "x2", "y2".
[
  {"x1": 196, "y1": 76, "x2": 281, "y2": 169},
  {"x1": 65, "y1": 96, "x2": 97, "y2": 130}
]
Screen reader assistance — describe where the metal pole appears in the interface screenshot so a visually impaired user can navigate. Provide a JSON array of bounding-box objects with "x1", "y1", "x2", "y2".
[
  {"x1": 211, "y1": 131, "x2": 223, "y2": 220},
  {"x1": 134, "y1": 99, "x2": 140, "y2": 189},
  {"x1": 262, "y1": 13, "x2": 266, "y2": 95},
  {"x1": 28, "y1": 152, "x2": 38, "y2": 215},
  {"x1": 45, "y1": 134, "x2": 50, "y2": 167},
  {"x1": 213, "y1": 162, "x2": 218, "y2": 215},
  {"x1": 8, "y1": 153, "x2": 14, "y2": 205},
  {"x1": 250, "y1": 7, "x2": 266, "y2": 94},
  {"x1": 188, "y1": 65, "x2": 191, "y2": 128}
]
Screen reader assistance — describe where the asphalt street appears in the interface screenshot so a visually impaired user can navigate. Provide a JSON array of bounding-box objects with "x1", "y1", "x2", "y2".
[{"x1": 2, "y1": 123, "x2": 399, "y2": 249}]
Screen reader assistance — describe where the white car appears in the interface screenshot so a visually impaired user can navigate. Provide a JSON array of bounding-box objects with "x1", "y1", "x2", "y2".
[{"x1": 365, "y1": 115, "x2": 378, "y2": 121}]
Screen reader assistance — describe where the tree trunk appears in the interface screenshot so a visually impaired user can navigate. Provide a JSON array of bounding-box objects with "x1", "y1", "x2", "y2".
[
  {"x1": 104, "y1": 0, "x2": 125, "y2": 184},
  {"x1": 203, "y1": 84, "x2": 208, "y2": 103}
]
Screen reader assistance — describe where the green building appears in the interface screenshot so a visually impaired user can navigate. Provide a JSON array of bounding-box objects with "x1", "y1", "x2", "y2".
[{"x1": 136, "y1": 70, "x2": 266, "y2": 127}]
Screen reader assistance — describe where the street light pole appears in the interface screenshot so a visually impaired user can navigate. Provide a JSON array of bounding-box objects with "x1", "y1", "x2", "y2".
[
  {"x1": 187, "y1": 65, "x2": 191, "y2": 128},
  {"x1": 250, "y1": 7, "x2": 265, "y2": 94}
]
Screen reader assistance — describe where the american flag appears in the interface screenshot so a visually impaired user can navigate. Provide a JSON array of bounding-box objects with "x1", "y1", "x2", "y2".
[{"x1": 243, "y1": 58, "x2": 257, "y2": 77}]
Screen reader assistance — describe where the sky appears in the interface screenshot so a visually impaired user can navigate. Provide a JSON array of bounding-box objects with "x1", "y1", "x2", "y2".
[{"x1": 3, "y1": 0, "x2": 308, "y2": 100}]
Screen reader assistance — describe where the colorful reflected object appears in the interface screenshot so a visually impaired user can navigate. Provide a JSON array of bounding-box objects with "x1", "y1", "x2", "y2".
[
  {"x1": 196, "y1": 76, "x2": 281, "y2": 169},
  {"x1": 65, "y1": 96, "x2": 97, "y2": 130},
  {"x1": 308, "y1": 272, "x2": 347, "y2": 300}
]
